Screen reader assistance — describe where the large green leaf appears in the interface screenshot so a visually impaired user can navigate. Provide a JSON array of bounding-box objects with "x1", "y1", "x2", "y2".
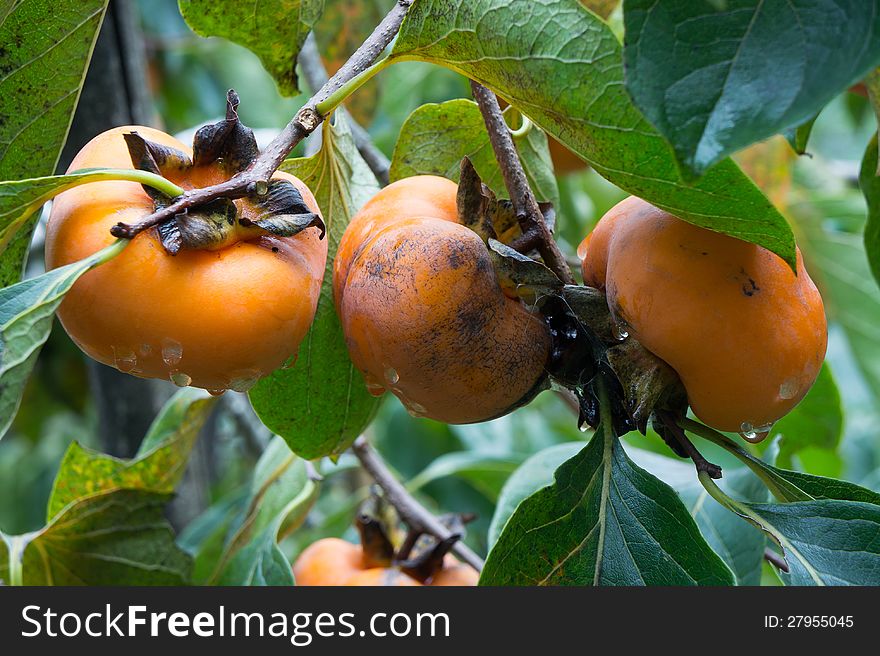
[
  {"x1": 390, "y1": 99, "x2": 559, "y2": 207},
  {"x1": 2, "y1": 489, "x2": 191, "y2": 585},
  {"x1": 771, "y1": 364, "x2": 843, "y2": 465},
  {"x1": 392, "y1": 0, "x2": 796, "y2": 267},
  {"x1": 211, "y1": 437, "x2": 319, "y2": 585},
  {"x1": 47, "y1": 388, "x2": 217, "y2": 520},
  {"x1": 859, "y1": 134, "x2": 880, "y2": 287},
  {"x1": 178, "y1": 0, "x2": 322, "y2": 96},
  {"x1": 406, "y1": 450, "x2": 523, "y2": 502},
  {"x1": 700, "y1": 475, "x2": 880, "y2": 586},
  {"x1": 0, "y1": 0, "x2": 108, "y2": 285},
  {"x1": 0, "y1": 239, "x2": 126, "y2": 441},
  {"x1": 249, "y1": 114, "x2": 381, "y2": 459},
  {"x1": 481, "y1": 425, "x2": 734, "y2": 586},
  {"x1": 623, "y1": 0, "x2": 880, "y2": 176}
]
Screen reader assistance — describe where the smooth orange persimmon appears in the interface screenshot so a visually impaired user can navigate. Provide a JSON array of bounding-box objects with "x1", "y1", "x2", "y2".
[
  {"x1": 548, "y1": 137, "x2": 587, "y2": 175},
  {"x1": 293, "y1": 538, "x2": 477, "y2": 587},
  {"x1": 579, "y1": 196, "x2": 827, "y2": 435},
  {"x1": 333, "y1": 175, "x2": 551, "y2": 424},
  {"x1": 45, "y1": 125, "x2": 326, "y2": 392}
]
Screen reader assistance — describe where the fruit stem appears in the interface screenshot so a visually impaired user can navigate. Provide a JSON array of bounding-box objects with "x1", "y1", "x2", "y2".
[
  {"x1": 351, "y1": 436, "x2": 485, "y2": 574},
  {"x1": 314, "y1": 56, "x2": 394, "y2": 117},
  {"x1": 109, "y1": 0, "x2": 415, "y2": 240},
  {"x1": 470, "y1": 81, "x2": 576, "y2": 285},
  {"x1": 658, "y1": 412, "x2": 723, "y2": 479}
]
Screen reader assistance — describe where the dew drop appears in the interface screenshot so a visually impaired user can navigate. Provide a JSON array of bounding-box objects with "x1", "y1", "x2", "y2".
[
  {"x1": 612, "y1": 320, "x2": 630, "y2": 341},
  {"x1": 778, "y1": 378, "x2": 799, "y2": 400},
  {"x1": 739, "y1": 421, "x2": 773, "y2": 444},
  {"x1": 161, "y1": 339, "x2": 183, "y2": 367},
  {"x1": 579, "y1": 423, "x2": 589, "y2": 433},
  {"x1": 229, "y1": 370, "x2": 261, "y2": 393},
  {"x1": 112, "y1": 347, "x2": 137, "y2": 373},
  {"x1": 576, "y1": 241, "x2": 588, "y2": 261},
  {"x1": 253, "y1": 180, "x2": 269, "y2": 196},
  {"x1": 208, "y1": 389, "x2": 227, "y2": 397},
  {"x1": 384, "y1": 367, "x2": 400, "y2": 385},
  {"x1": 404, "y1": 400, "x2": 427, "y2": 418},
  {"x1": 364, "y1": 372, "x2": 386, "y2": 397},
  {"x1": 170, "y1": 371, "x2": 192, "y2": 387}
]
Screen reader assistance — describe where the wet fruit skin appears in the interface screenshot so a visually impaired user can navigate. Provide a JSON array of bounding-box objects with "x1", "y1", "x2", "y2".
[
  {"x1": 45, "y1": 126, "x2": 327, "y2": 392},
  {"x1": 579, "y1": 196, "x2": 827, "y2": 433},
  {"x1": 334, "y1": 175, "x2": 551, "y2": 424},
  {"x1": 293, "y1": 538, "x2": 478, "y2": 586}
]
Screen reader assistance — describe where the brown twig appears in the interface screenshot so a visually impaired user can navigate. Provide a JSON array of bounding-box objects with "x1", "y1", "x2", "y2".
[
  {"x1": 659, "y1": 412, "x2": 723, "y2": 479},
  {"x1": 764, "y1": 547, "x2": 790, "y2": 573},
  {"x1": 352, "y1": 436, "x2": 485, "y2": 573},
  {"x1": 298, "y1": 34, "x2": 391, "y2": 185},
  {"x1": 470, "y1": 81, "x2": 575, "y2": 285},
  {"x1": 111, "y1": 0, "x2": 412, "y2": 240}
]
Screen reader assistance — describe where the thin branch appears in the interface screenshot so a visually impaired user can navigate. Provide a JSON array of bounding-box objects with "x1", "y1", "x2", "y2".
[
  {"x1": 352, "y1": 436, "x2": 485, "y2": 573},
  {"x1": 111, "y1": 0, "x2": 412, "y2": 240},
  {"x1": 470, "y1": 81, "x2": 575, "y2": 285},
  {"x1": 764, "y1": 547, "x2": 789, "y2": 573},
  {"x1": 659, "y1": 413, "x2": 723, "y2": 479},
  {"x1": 298, "y1": 34, "x2": 391, "y2": 185}
]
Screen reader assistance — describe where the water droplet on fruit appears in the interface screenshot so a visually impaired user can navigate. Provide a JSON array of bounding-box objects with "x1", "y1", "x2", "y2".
[
  {"x1": 384, "y1": 367, "x2": 400, "y2": 385},
  {"x1": 170, "y1": 371, "x2": 192, "y2": 387},
  {"x1": 208, "y1": 389, "x2": 227, "y2": 397},
  {"x1": 113, "y1": 347, "x2": 137, "y2": 373},
  {"x1": 576, "y1": 241, "x2": 588, "y2": 261},
  {"x1": 578, "y1": 423, "x2": 589, "y2": 433},
  {"x1": 364, "y1": 372, "x2": 385, "y2": 396},
  {"x1": 739, "y1": 421, "x2": 773, "y2": 444},
  {"x1": 778, "y1": 378, "x2": 798, "y2": 400},
  {"x1": 253, "y1": 180, "x2": 269, "y2": 196},
  {"x1": 612, "y1": 321, "x2": 629, "y2": 341},
  {"x1": 229, "y1": 370, "x2": 261, "y2": 393},
  {"x1": 161, "y1": 339, "x2": 183, "y2": 367},
  {"x1": 404, "y1": 400, "x2": 427, "y2": 418}
]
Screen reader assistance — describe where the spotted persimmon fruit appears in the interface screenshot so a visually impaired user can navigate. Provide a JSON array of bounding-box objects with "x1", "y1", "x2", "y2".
[
  {"x1": 333, "y1": 175, "x2": 551, "y2": 424},
  {"x1": 45, "y1": 124, "x2": 326, "y2": 393},
  {"x1": 578, "y1": 196, "x2": 827, "y2": 435},
  {"x1": 292, "y1": 538, "x2": 478, "y2": 587}
]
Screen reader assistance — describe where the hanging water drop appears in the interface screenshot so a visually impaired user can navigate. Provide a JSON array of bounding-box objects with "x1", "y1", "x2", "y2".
[
  {"x1": 170, "y1": 371, "x2": 192, "y2": 387},
  {"x1": 612, "y1": 320, "x2": 629, "y2": 341},
  {"x1": 161, "y1": 339, "x2": 183, "y2": 366},
  {"x1": 229, "y1": 370, "x2": 260, "y2": 393},
  {"x1": 113, "y1": 347, "x2": 137, "y2": 373},
  {"x1": 207, "y1": 389, "x2": 227, "y2": 397},
  {"x1": 364, "y1": 372, "x2": 385, "y2": 397},
  {"x1": 739, "y1": 421, "x2": 772, "y2": 444},
  {"x1": 384, "y1": 367, "x2": 400, "y2": 385},
  {"x1": 404, "y1": 400, "x2": 427, "y2": 418}
]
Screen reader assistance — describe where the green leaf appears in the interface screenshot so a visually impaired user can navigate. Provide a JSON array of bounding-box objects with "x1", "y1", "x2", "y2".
[
  {"x1": 390, "y1": 99, "x2": 559, "y2": 207},
  {"x1": 623, "y1": 0, "x2": 880, "y2": 176},
  {"x1": 0, "y1": 0, "x2": 109, "y2": 285},
  {"x1": 0, "y1": 239, "x2": 126, "y2": 441},
  {"x1": 680, "y1": 470, "x2": 768, "y2": 586},
  {"x1": 481, "y1": 426, "x2": 734, "y2": 585},
  {"x1": 785, "y1": 115, "x2": 818, "y2": 156},
  {"x1": 859, "y1": 134, "x2": 880, "y2": 287},
  {"x1": 249, "y1": 113, "x2": 381, "y2": 459},
  {"x1": 2, "y1": 489, "x2": 191, "y2": 585},
  {"x1": 392, "y1": 0, "x2": 796, "y2": 267},
  {"x1": 701, "y1": 475, "x2": 880, "y2": 586},
  {"x1": 685, "y1": 419, "x2": 880, "y2": 506},
  {"x1": 178, "y1": 0, "x2": 322, "y2": 96},
  {"x1": 407, "y1": 451, "x2": 523, "y2": 502},
  {"x1": 47, "y1": 388, "x2": 217, "y2": 520},
  {"x1": 211, "y1": 437, "x2": 319, "y2": 585},
  {"x1": 771, "y1": 364, "x2": 843, "y2": 465},
  {"x1": 178, "y1": 491, "x2": 249, "y2": 585},
  {"x1": 488, "y1": 442, "x2": 581, "y2": 547}
]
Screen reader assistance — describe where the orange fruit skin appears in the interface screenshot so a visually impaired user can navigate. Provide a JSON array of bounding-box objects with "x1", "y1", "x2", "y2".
[
  {"x1": 293, "y1": 538, "x2": 477, "y2": 587},
  {"x1": 548, "y1": 137, "x2": 587, "y2": 175},
  {"x1": 45, "y1": 126, "x2": 327, "y2": 392},
  {"x1": 333, "y1": 176, "x2": 551, "y2": 424},
  {"x1": 579, "y1": 196, "x2": 827, "y2": 433}
]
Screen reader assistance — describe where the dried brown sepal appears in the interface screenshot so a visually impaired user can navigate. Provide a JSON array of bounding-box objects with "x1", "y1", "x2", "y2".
[
  {"x1": 356, "y1": 498, "x2": 396, "y2": 569},
  {"x1": 191, "y1": 89, "x2": 259, "y2": 174},
  {"x1": 240, "y1": 179, "x2": 326, "y2": 239},
  {"x1": 398, "y1": 534, "x2": 462, "y2": 584},
  {"x1": 123, "y1": 131, "x2": 191, "y2": 203},
  {"x1": 488, "y1": 238, "x2": 563, "y2": 303},
  {"x1": 456, "y1": 158, "x2": 496, "y2": 242},
  {"x1": 558, "y1": 285, "x2": 617, "y2": 344},
  {"x1": 604, "y1": 339, "x2": 687, "y2": 434}
]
